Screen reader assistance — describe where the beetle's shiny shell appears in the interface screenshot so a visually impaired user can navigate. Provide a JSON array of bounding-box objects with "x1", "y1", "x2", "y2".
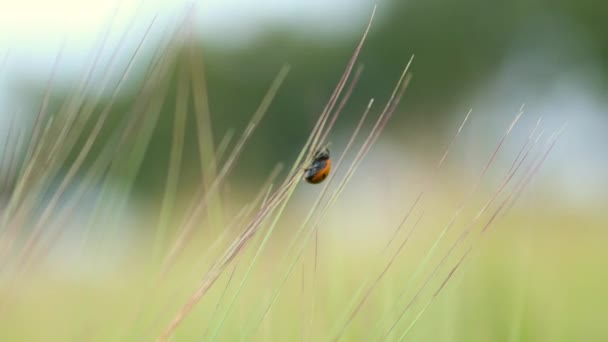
[{"x1": 304, "y1": 159, "x2": 332, "y2": 184}]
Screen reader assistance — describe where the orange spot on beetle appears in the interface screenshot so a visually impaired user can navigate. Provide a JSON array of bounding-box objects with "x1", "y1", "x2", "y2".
[{"x1": 304, "y1": 148, "x2": 331, "y2": 184}]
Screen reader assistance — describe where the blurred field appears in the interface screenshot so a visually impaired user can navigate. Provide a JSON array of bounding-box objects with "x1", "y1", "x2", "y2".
[
  {"x1": 1, "y1": 206, "x2": 606, "y2": 341},
  {"x1": 0, "y1": 1, "x2": 607, "y2": 342}
]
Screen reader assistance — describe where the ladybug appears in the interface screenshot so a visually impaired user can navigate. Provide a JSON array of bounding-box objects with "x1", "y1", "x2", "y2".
[{"x1": 304, "y1": 148, "x2": 332, "y2": 184}]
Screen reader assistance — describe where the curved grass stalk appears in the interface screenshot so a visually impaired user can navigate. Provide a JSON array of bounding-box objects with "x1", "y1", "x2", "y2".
[
  {"x1": 160, "y1": 64, "x2": 290, "y2": 274},
  {"x1": 24, "y1": 55, "x2": 175, "y2": 272},
  {"x1": 377, "y1": 117, "x2": 555, "y2": 341},
  {"x1": 330, "y1": 108, "x2": 472, "y2": 338},
  {"x1": 154, "y1": 61, "x2": 190, "y2": 257},
  {"x1": 188, "y1": 164, "x2": 283, "y2": 276},
  {"x1": 385, "y1": 109, "x2": 472, "y2": 251},
  {"x1": 241, "y1": 104, "x2": 377, "y2": 340},
  {"x1": 11, "y1": 16, "x2": 159, "y2": 270},
  {"x1": 0, "y1": 114, "x2": 16, "y2": 191},
  {"x1": 4, "y1": 9, "x2": 125, "y2": 233},
  {"x1": 157, "y1": 170, "x2": 300, "y2": 341},
  {"x1": 501, "y1": 124, "x2": 565, "y2": 217},
  {"x1": 397, "y1": 247, "x2": 471, "y2": 341},
  {"x1": 246, "y1": 64, "x2": 412, "y2": 341},
  {"x1": 323, "y1": 62, "x2": 413, "y2": 340},
  {"x1": 371, "y1": 108, "x2": 524, "y2": 331},
  {"x1": 122, "y1": 168, "x2": 282, "y2": 341},
  {"x1": 158, "y1": 6, "x2": 402, "y2": 340},
  {"x1": 0, "y1": 116, "x2": 54, "y2": 262},
  {"x1": 306, "y1": 62, "x2": 365, "y2": 337},
  {"x1": 235, "y1": 92, "x2": 373, "y2": 342},
  {"x1": 332, "y1": 211, "x2": 424, "y2": 342},
  {"x1": 301, "y1": 5, "x2": 377, "y2": 173},
  {"x1": 189, "y1": 36, "x2": 224, "y2": 234},
  {"x1": 166, "y1": 63, "x2": 378, "y2": 341},
  {"x1": 157, "y1": 9, "x2": 376, "y2": 339},
  {"x1": 0, "y1": 47, "x2": 64, "y2": 231},
  {"x1": 395, "y1": 125, "x2": 563, "y2": 340},
  {"x1": 207, "y1": 170, "x2": 301, "y2": 342},
  {"x1": 66, "y1": 8, "x2": 196, "y2": 257}
]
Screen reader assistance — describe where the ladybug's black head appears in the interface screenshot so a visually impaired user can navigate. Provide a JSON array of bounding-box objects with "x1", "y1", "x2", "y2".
[{"x1": 314, "y1": 148, "x2": 330, "y2": 161}]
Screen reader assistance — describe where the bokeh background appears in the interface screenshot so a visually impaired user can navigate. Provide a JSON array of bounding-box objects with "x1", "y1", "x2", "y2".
[{"x1": 0, "y1": 0, "x2": 606, "y2": 341}]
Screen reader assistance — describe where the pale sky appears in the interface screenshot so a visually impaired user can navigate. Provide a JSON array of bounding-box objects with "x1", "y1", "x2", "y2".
[
  {"x1": 0, "y1": 0, "x2": 372, "y2": 95},
  {"x1": 0, "y1": 0, "x2": 371, "y2": 57},
  {"x1": 0, "y1": 0, "x2": 374, "y2": 115}
]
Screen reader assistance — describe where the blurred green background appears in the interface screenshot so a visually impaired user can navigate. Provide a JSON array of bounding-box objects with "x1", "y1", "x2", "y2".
[
  {"x1": 0, "y1": 0, "x2": 606, "y2": 341},
  {"x1": 5, "y1": 0, "x2": 607, "y2": 199}
]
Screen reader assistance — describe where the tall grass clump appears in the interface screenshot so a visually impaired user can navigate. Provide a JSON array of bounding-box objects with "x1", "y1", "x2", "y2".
[{"x1": 0, "y1": 4, "x2": 565, "y2": 342}]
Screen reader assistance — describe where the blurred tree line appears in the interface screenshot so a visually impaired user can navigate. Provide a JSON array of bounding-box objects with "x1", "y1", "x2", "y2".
[{"x1": 9, "y1": 0, "x2": 607, "y2": 203}]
